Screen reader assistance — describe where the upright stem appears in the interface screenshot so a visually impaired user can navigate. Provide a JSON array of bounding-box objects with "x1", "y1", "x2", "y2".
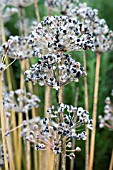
[
  {"x1": 0, "y1": 72, "x2": 8, "y2": 170},
  {"x1": 54, "y1": 87, "x2": 63, "y2": 170},
  {"x1": 6, "y1": 117, "x2": 15, "y2": 170},
  {"x1": 109, "y1": 150, "x2": 113, "y2": 170},
  {"x1": 83, "y1": 51, "x2": 89, "y2": 170},
  {"x1": 70, "y1": 87, "x2": 79, "y2": 170},
  {"x1": 89, "y1": 52, "x2": 101, "y2": 170},
  {"x1": 1, "y1": 16, "x2": 16, "y2": 170},
  {"x1": 17, "y1": 60, "x2": 25, "y2": 170},
  {"x1": 26, "y1": 112, "x2": 31, "y2": 170},
  {"x1": 40, "y1": 86, "x2": 52, "y2": 170},
  {"x1": 34, "y1": 0, "x2": 40, "y2": 22}
]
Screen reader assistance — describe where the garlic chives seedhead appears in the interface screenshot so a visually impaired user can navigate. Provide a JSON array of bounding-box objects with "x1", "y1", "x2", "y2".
[
  {"x1": 3, "y1": 89, "x2": 40, "y2": 114},
  {"x1": 67, "y1": 2, "x2": 113, "y2": 53},
  {"x1": 99, "y1": 91, "x2": 113, "y2": 129},
  {"x1": 45, "y1": 0, "x2": 79, "y2": 15},
  {"x1": 2, "y1": 36, "x2": 34, "y2": 60},
  {"x1": 28, "y1": 15, "x2": 94, "y2": 54},
  {"x1": 3, "y1": 0, "x2": 35, "y2": 8},
  {"x1": 24, "y1": 53, "x2": 86, "y2": 89},
  {"x1": 25, "y1": 103, "x2": 92, "y2": 157}
]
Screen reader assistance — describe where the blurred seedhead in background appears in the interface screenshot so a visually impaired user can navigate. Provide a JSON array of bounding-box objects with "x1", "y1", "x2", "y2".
[{"x1": 99, "y1": 90, "x2": 113, "y2": 130}]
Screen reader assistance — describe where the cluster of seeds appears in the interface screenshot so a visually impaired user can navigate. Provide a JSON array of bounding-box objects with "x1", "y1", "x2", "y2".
[
  {"x1": 68, "y1": 3, "x2": 98, "y2": 22},
  {"x1": 5, "y1": 0, "x2": 35, "y2": 8},
  {"x1": 99, "y1": 91, "x2": 113, "y2": 129},
  {"x1": 2, "y1": 36, "x2": 34, "y2": 60},
  {"x1": 67, "y1": 2, "x2": 113, "y2": 53},
  {"x1": 3, "y1": 89, "x2": 40, "y2": 113},
  {"x1": 28, "y1": 15, "x2": 95, "y2": 54},
  {"x1": 0, "y1": 0, "x2": 18, "y2": 23},
  {"x1": 26, "y1": 103, "x2": 92, "y2": 157},
  {"x1": 24, "y1": 53, "x2": 86, "y2": 90},
  {"x1": 45, "y1": 0, "x2": 79, "y2": 15}
]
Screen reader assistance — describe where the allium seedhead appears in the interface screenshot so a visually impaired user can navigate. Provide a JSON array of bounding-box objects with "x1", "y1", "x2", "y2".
[
  {"x1": 25, "y1": 103, "x2": 92, "y2": 158},
  {"x1": 24, "y1": 53, "x2": 86, "y2": 89},
  {"x1": 68, "y1": 2, "x2": 98, "y2": 22},
  {"x1": 5, "y1": 0, "x2": 35, "y2": 8},
  {"x1": 3, "y1": 89, "x2": 40, "y2": 113},
  {"x1": 28, "y1": 15, "x2": 94, "y2": 54},
  {"x1": 45, "y1": 0, "x2": 79, "y2": 15},
  {"x1": 55, "y1": 1, "x2": 112, "y2": 53},
  {"x1": 2, "y1": 36, "x2": 34, "y2": 60},
  {"x1": 99, "y1": 91, "x2": 113, "y2": 129},
  {"x1": 67, "y1": 2, "x2": 112, "y2": 53}
]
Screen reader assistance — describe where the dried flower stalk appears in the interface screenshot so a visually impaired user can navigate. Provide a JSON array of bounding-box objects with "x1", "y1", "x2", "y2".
[{"x1": 89, "y1": 52, "x2": 101, "y2": 170}]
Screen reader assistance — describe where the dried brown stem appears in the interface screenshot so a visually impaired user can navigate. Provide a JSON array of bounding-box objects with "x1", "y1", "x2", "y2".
[
  {"x1": 89, "y1": 52, "x2": 101, "y2": 170},
  {"x1": 34, "y1": 0, "x2": 40, "y2": 22},
  {"x1": 17, "y1": 60, "x2": 26, "y2": 170},
  {"x1": 0, "y1": 72, "x2": 8, "y2": 170},
  {"x1": 70, "y1": 87, "x2": 79, "y2": 170},
  {"x1": 6, "y1": 118, "x2": 15, "y2": 170},
  {"x1": 109, "y1": 150, "x2": 113, "y2": 170},
  {"x1": 83, "y1": 51, "x2": 89, "y2": 170},
  {"x1": 40, "y1": 86, "x2": 52, "y2": 170}
]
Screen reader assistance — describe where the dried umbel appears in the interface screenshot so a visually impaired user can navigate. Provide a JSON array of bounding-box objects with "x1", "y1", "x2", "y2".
[
  {"x1": 24, "y1": 53, "x2": 86, "y2": 90},
  {"x1": 26, "y1": 103, "x2": 92, "y2": 158},
  {"x1": 28, "y1": 15, "x2": 94, "y2": 54},
  {"x1": 2, "y1": 36, "x2": 34, "y2": 60},
  {"x1": 3, "y1": 89, "x2": 40, "y2": 113},
  {"x1": 99, "y1": 91, "x2": 113, "y2": 129},
  {"x1": 0, "y1": 0, "x2": 18, "y2": 22},
  {"x1": 5, "y1": 0, "x2": 35, "y2": 8},
  {"x1": 68, "y1": 3, "x2": 98, "y2": 22},
  {"x1": 45, "y1": 0, "x2": 79, "y2": 15},
  {"x1": 90, "y1": 19, "x2": 113, "y2": 53},
  {"x1": 69, "y1": 3, "x2": 113, "y2": 53}
]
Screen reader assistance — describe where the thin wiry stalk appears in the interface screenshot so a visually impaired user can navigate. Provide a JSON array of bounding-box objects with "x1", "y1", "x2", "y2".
[
  {"x1": 83, "y1": 51, "x2": 89, "y2": 170},
  {"x1": 19, "y1": 7, "x2": 25, "y2": 36},
  {"x1": 34, "y1": 0, "x2": 40, "y2": 22},
  {"x1": 26, "y1": 59, "x2": 38, "y2": 170},
  {"x1": 33, "y1": 1, "x2": 41, "y2": 168},
  {"x1": 0, "y1": 72, "x2": 8, "y2": 170},
  {"x1": 40, "y1": 86, "x2": 52, "y2": 170},
  {"x1": 70, "y1": 87, "x2": 79, "y2": 170},
  {"x1": 89, "y1": 52, "x2": 101, "y2": 170},
  {"x1": 1, "y1": 20, "x2": 17, "y2": 170},
  {"x1": 26, "y1": 111, "x2": 31, "y2": 170},
  {"x1": 6, "y1": 117, "x2": 15, "y2": 170},
  {"x1": 58, "y1": 87, "x2": 66, "y2": 170},
  {"x1": 19, "y1": 7, "x2": 31, "y2": 170},
  {"x1": 1, "y1": 18, "x2": 15, "y2": 170},
  {"x1": 54, "y1": 87, "x2": 63, "y2": 170},
  {"x1": 109, "y1": 150, "x2": 113, "y2": 170},
  {"x1": 17, "y1": 60, "x2": 26, "y2": 170}
]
